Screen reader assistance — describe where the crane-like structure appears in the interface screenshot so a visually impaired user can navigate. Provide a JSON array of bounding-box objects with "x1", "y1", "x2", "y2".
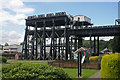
[{"x1": 21, "y1": 12, "x2": 120, "y2": 60}]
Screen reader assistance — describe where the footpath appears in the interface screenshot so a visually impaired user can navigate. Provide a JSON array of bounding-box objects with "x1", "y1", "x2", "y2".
[{"x1": 86, "y1": 70, "x2": 101, "y2": 80}]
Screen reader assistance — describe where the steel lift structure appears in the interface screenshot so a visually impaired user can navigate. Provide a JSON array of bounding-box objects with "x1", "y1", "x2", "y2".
[{"x1": 21, "y1": 12, "x2": 120, "y2": 60}]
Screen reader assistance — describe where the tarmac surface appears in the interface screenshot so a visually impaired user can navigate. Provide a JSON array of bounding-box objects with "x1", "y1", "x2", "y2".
[{"x1": 87, "y1": 70, "x2": 101, "y2": 80}]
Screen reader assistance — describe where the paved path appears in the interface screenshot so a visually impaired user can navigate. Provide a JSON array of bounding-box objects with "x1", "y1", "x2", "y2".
[{"x1": 86, "y1": 70, "x2": 101, "y2": 80}]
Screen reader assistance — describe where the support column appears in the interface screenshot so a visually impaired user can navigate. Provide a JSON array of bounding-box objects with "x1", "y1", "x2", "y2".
[
  {"x1": 64, "y1": 17, "x2": 69, "y2": 60},
  {"x1": 49, "y1": 19, "x2": 55, "y2": 60},
  {"x1": 54, "y1": 38, "x2": 57, "y2": 60},
  {"x1": 43, "y1": 21, "x2": 46, "y2": 60},
  {"x1": 35, "y1": 23, "x2": 38, "y2": 60},
  {"x1": 68, "y1": 38, "x2": 71, "y2": 60},
  {"x1": 49, "y1": 37, "x2": 52, "y2": 59},
  {"x1": 24, "y1": 26, "x2": 28, "y2": 60},
  {"x1": 74, "y1": 37, "x2": 77, "y2": 51},
  {"x1": 97, "y1": 36, "x2": 99, "y2": 56},
  {"x1": 58, "y1": 37, "x2": 61, "y2": 60},
  {"x1": 40, "y1": 37, "x2": 43, "y2": 60},
  {"x1": 61, "y1": 42, "x2": 64, "y2": 60},
  {"x1": 94, "y1": 36, "x2": 96, "y2": 55},
  {"x1": 70, "y1": 37, "x2": 73, "y2": 60},
  {"x1": 52, "y1": 20, "x2": 55, "y2": 60},
  {"x1": 27, "y1": 26, "x2": 30, "y2": 59},
  {"x1": 90, "y1": 35, "x2": 92, "y2": 56},
  {"x1": 31, "y1": 37, "x2": 34, "y2": 60},
  {"x1": 78, "y1": 36, "x2": 82, "y2": 48},
  {"x1": 65, "y1": 28, "x2": 69, "y2": 60}
]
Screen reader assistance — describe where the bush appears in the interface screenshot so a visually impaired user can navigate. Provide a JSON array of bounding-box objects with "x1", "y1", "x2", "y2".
[
  {"x1": 0, "y1": 56, "x2": 7, "y2": 63},
  {"x1": 84, "y1": 57, "x2": 89, "y2": 63},
  {"x1": 101, "y1": 53, "x2": 120, "y2": 79},
  {"x1": 97, "y1": 55, "x2": 103, "y2": 61},
  {"x1": 2, "y1": 63, "x2": 71, "y2": 80},
  {"x1": 89, "y1": 56, "x2": 98, "y2": 62}
]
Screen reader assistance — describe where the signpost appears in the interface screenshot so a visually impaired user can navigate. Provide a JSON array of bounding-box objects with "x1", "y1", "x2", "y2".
[
  {"x1": 75, "y1": 48, "x2": 89, "y2": 78},
  {"x1": 78, "y1": 51, "x2": 82, "y2": 77}
]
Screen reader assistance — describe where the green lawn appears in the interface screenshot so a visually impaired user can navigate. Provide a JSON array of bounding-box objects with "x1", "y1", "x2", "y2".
[
  {"x1": 7, "y1": 59, "x2": 54, "y2": 64},
  {"x1": 63, "y1": 68, "x2": 99, "y2": 78},
  {"x1": 2, "y1": 60, "x2": 100, "y2": 79}
]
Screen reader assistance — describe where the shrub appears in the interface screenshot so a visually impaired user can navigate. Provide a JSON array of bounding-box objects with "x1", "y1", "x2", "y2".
[
  {"x1": 84, "y1": 57, "x2": 89, "y2": 63},
  {"x1": 0, "y1": 56, "x2": 7, "y2": 63},
  {"x1": 101, "y1": 53, "x2": 120, "y2": 79},
  {"x1": 89, "y1": 56, "x2": 98, "y2": 62},
  {"x1": 97, "y1": 55, "x2": 103, "y2": 61},
  {"x1": 2, "y1": 63, "x2": 71, "y2": 80}
]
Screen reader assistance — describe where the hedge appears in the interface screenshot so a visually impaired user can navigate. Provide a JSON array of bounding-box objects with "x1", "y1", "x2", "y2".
[
  {"x1": 0, "y1": 56, "x2": 7, "y2": 63},
  {"x1": 101, "y1": 53, "x2": 120, "y2": 79},
  {"x1": 2, "y1": 63, "x2": 71, "y2": 80},
  {"x1": 89, "y1": 56, "x2": 98, "y2": 62}
]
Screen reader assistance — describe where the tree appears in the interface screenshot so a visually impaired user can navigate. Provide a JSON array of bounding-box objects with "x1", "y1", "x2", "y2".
[
  {"x1": 20, "y1": 42, "x2": 23, "y2": 45},
  {"x1": 82, "y1": 39, "x2": 111, "y2": 51},
  {"x1": 110, "y1": 36, "x2": 120, "y2": 53},
  {"x1": 5, "y1": 42, "x2": 9, "y2": 46}
]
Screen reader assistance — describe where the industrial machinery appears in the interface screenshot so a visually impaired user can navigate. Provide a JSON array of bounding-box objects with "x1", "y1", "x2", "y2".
[{"x1": 21, "y1": 12, "x2": 120, "y2": 60}]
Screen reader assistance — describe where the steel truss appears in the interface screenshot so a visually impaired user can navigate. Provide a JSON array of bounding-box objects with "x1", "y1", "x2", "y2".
[{"x1": 21, "y1": 12, "x2": 120, "y2": 60}]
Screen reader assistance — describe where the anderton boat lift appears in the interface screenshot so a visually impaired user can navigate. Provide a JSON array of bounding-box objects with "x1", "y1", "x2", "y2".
[{"x1": 21, "y1": 12, "x2": 120, "y2": 60}]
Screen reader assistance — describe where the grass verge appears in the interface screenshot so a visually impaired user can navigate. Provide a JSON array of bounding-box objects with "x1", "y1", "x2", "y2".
[{"x1": 63, "y1": 68, "x2": 99, "y2": 78}]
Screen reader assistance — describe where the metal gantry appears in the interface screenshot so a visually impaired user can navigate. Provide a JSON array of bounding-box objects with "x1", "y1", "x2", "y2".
[{"x1": 21, "y1": 12, "x2": 120, "y2": 60}]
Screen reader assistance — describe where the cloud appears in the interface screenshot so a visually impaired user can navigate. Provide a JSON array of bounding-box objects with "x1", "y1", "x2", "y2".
[
  {"x1": 0, "y1": 0, "x2": 34, "y2": 26},
  {"x1": 0, "y1": 30, "x2": 24, "y2": 45},
  {"x1": 0, "y1": 0, "x2": 34, "y2": 14},
  {"x1": 0, "y1": 0, "x2": 35, "y2": 45}
]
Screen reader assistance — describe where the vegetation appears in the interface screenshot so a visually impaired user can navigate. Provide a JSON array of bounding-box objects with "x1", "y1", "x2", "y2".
[
  {"x1": 82, "y1": 36, "x2": 120, "y2": 53},
  {"x1": 89, "y1": 55, "x2": 103, "y2": 62},
  {"x1": 110, "y1": 36, "x2": 120, "y2": 53},
  {"x1": 0, "y1": 56, "x2": 7, "y2": 63},
  {"x1": 7, "y1": 60, "x2": 53, "y2": 64},
  {"x1": 89, "y1": 56, "x2": 98, "y2": 62},
  {"x1": 63, "y1": 68, "x2": 99, "y2": 78},
  {"x1": 2, "y1": 60, "x2": 100, "y2": 79},
  {"x1": 101, "y1": 53, "x2": 120, "y2": 79},
  {"x1": 82, "y1": 39, "x2": 112, "y2": 51},
  {"x1": 2, "y1": 63, "x2": 71, "y2": 80},
  {"x1": 97, "y1": 55, "x2": 103, "y2": 61}
]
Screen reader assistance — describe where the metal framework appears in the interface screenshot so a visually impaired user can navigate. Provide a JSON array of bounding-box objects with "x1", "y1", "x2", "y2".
[{"x1": 21, "y1": 12, "x2": 120, "y2": 60}]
